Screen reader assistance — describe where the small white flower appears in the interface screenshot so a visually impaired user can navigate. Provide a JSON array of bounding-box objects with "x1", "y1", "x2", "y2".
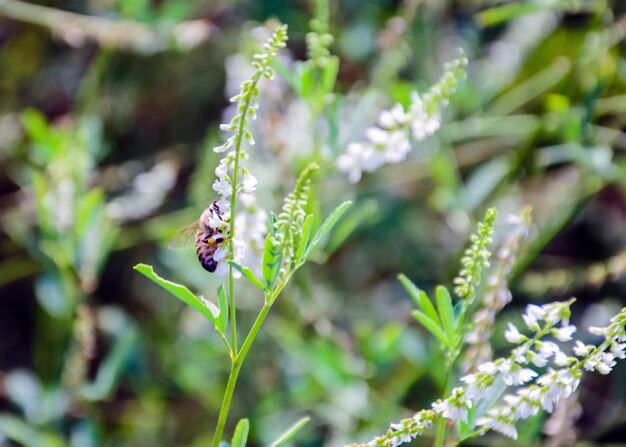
[
  {"x1": 522, "y1": 304, "x2": 545, "y2": 330},
  {"x1": 241, "y1": 173, "x2": 258, "y2": 194},
  {"x1": 531, "y1": 352, "x2": 548, "y2": 367},
  {"x1": 553, "y1": 351, "x2": 571, "y2": 366},
  {"x1": 573, "y1": 340, "x2": 590, "y2": 357},
  {"x1": 336, "y1": 142, "x2": 386, "y2": 183},
  {"x1": 504, "y1": 323, "x2": 525, "y2": 344},
  {"x1": 378, "y1": 104, "x2": 408, "y2": 128},
  {"x1": 553, "y1": 325, "x2": 576, "y2": 342},
  {"x1": 213, "y1": 177, "x2": 232, "y2": 197},
  {"x1": 383, "y1": 130, "x2": 411, "y2": 163},
  {"x1": 477, "y1": 414, "x2": 518, "y2": 440},
  {"x1": 597, "y1": 353, "x2": 616, "y2": 375},
  {"x1": 611, "y1": 343, "x2": 626, "y2": 359},
  {"x1": 589, "y1": 326, "x2": 608, "y2": 336}
]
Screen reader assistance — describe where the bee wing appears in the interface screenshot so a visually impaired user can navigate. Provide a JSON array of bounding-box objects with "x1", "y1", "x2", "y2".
[{"x1": 168, "y1": 222, "x2": 200, "y2": 249}]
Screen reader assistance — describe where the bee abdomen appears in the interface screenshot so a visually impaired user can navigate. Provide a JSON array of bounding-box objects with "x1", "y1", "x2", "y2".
[
  {"x1": 196, "y1": 230, "x2": 220, "y2": 273},
  {"x1": 199, "y1": 255, "x2": 217, "y2": 272}
]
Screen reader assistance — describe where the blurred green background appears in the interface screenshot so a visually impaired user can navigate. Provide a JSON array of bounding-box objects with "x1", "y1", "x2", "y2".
[{"x1": 1, "y1": 0, "x2": 626, "y2": 445}]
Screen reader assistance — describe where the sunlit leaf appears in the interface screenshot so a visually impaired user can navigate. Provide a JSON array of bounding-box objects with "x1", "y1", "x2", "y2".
[
  {"x1": 231, "y1": 262, "x2": 265, "y2": 291},
  {"x1": 302, "y1": 201, "x2": 352, "y2": 262},
  {"x1": 262, "y1": 234, "x2": 282, "y2": 289},
  {"x1": 133, "y1": 264, "x2": 218, "y2": 323},
  {"x1": 412, "y1": 310, "x2": 450, "y2": 348},
  {"x1": 436, "y1": 286, "x2": 455, "y2": 344},
  {"x1": 398, "y1": 274, "x2": 439, "y2": 324},
  {"x1": 231, "y1": 418, "x2": 249, "y2": 447}
]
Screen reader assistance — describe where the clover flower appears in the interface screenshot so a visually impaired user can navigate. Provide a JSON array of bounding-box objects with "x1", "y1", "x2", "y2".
[
  {"x1": 337, "y1": 51, "x2": 467, "y2": 183},
  {"x1": 348, "y1": 302, "x2": 626, "y2": 446},
  {"x1": 209, "y1": 25, "x2": 287, "y2": 275}
]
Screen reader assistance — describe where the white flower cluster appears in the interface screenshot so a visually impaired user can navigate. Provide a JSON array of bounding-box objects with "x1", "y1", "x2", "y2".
[
  {"x1": 348, "y1": 301, "x2": 626, "y2": 446},
  {"x1": 463, "y1": 208, "x2": 532, "y2": 371},
  {"x1": 107, "y1": 160, "x2": 178, "y2": 222},
  {"x1": 208, "y1": 25, "x2": 287, "y2": 275},
  {"x1": 337, "y1": 51, "x2": 467, "y2": 183}
]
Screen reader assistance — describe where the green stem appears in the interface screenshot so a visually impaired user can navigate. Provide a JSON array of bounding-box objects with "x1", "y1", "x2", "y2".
[
  {"x1": 210, "y1": 299, "x2": 273, "y2": 447},
  {"x1": 435, "y1": 363, "x2": 452, "y2": 447},
  {"x1": 211, "y1": 359, "x2": 241, "y2": 447},
  {"x1": 229, "y1": 269, "x2": 237, "y2": 356}
]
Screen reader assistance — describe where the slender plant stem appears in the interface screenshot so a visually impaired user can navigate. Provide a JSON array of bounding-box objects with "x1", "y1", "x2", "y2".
[
  {"x1": 435, "y1": 364, "x2": 452, "y2": 447},
  {"x1": 229, "y1": 271, "x2": 237, "y2": 356},
  {"x1": 211, "y1": 359, "x2": 241, "y2": 447},
  {"x1": 210, "y1": 299, "x2": 273, "y2": 447}
]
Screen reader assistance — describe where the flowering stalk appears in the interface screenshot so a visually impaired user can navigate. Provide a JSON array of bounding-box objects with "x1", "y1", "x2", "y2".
[
  {"x1": 209, "y1": 24, "x2": 288, "y2": 447},
  {"x1": 463, "y1": 207, "x2": 532, "y2": 372},
  {"x1": 337, "y1": 50, "x2": 467, "y2": 183},
  {"x1": 348, "y1": 301, "x2": 626, "y2": 447}
]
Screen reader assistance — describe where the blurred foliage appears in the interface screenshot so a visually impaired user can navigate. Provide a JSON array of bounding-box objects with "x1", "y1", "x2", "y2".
[{"x1": 1, "y1": 0, "x2": 626, "y2": 446}]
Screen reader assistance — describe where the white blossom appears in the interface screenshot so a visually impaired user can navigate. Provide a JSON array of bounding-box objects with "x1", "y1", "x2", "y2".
[
  {"x1": 505, "y1": 323, "x2": 525, "y2": 343},
  {"x1": 553, "y1": 325, "x2": 576, "y2": 342}
]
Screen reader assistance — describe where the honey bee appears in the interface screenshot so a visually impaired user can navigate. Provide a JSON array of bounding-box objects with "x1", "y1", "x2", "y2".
[{"x1": 169, "y1": 201, "x2": 229, "y2": 273}]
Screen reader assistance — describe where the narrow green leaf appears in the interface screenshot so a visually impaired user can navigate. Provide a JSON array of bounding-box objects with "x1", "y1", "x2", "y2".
[
  {"x1": 295, "y1": 214, "x2": 314, "y2": 264},
  {"x1": 262, "y1": 234, "x2": 282, "y2": 289},
  {"x1": 216, "y1": 284, "x2": 228, "y2": 335},
  {"x1": 270, "y1": 212, "x2": 279, "y2": 235},
  {"x1": 302, "y1": 201, "x2": 352, "y2": 261},
  {"x1": 477, "y1": 3, "x2": 543, "y2": 27},
  {"x1": 412, "y1": 310, "x2": 450, "y2": 348},
  {"x1": 398, "y1": 274, "x2": 440, "y2": 324},
  {"x1": 269, "y1": 417, "x2": 311, "y2": 447},
  {"x1": 133, "y1": 264, "x2": 218, "y2": 323},
  {"x1": 299, "y1": 65, "x2": 314, "y2": 98},
  {"x1": 273, "y1": 59, "x2": 302, "y2": 96},
  {"x1": 231, "y1": 262, "x2": 265, "y2": 291},
  {"x1": 436, "y1": 286, "x2": 455, "y2": 343},
  {"x1": 231, "y1": 418, "x2": 249, "y2": 447}
]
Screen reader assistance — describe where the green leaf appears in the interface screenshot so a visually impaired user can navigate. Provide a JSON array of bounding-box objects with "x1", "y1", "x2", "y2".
[
  {"x1": 324, "y1": 200, "x2": 379, "y2": 256},
  {"x1": 269, "y1": 417, "x2": 311, "y2": 447},
  {"x1": 477, "y1": 3, "x2": 543, "y2": 27},
  {"x1": 231, "y1": 418, "x2": 249, "y2": 447},
  {"x1": 133, "y1": 264, "x2": 218, "y2": 323},
  {"x1": 231, "y1": 262, "x2": 265, "y2": 291},
  {"x1": 273, "y1": 59, "x2": 302, "y2": 96},
  {"x1": 398, "y1": 274, "x2": 439, "y2": 324},
  {"x1": 302, "y1": 201, "x2": 352, "y2": 262},
  {"x1": 412, "y1": 310, "x2": 450, "y2": 348},
  {"x1": 436, "y1": 286, "x2": 455, "y2": 344},
  {"x1": 270, "y1": 212, "x2": 279, "y2": 235},
  {"x1": 295, "y1": 214, "x2": 314, "y2": 264},
  {"x1": 262, "y1": 234, "x2": 282, "y2": 289},
  {"x1": 299, "y1": 65, "x2": 315, "y2": 99},
  {"x1": 216, "y1": 284, "x2": 228, "y2": 335}
]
